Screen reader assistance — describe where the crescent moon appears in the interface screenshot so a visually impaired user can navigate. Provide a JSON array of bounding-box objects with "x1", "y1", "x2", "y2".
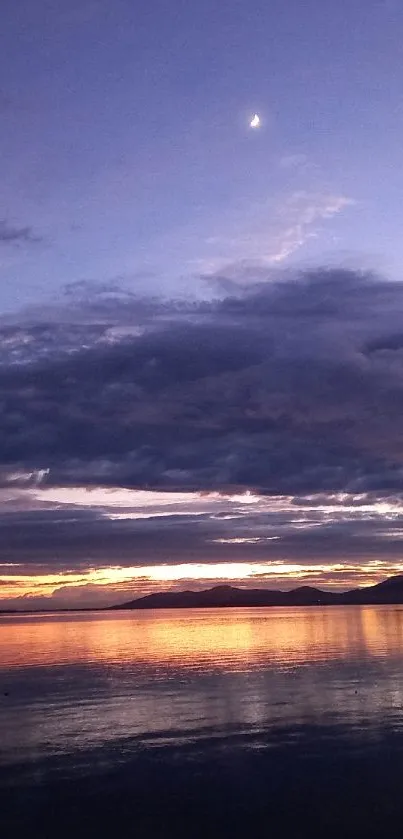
[{"x1": 250, "y1": 114, "x2": 261, "y2": 128}]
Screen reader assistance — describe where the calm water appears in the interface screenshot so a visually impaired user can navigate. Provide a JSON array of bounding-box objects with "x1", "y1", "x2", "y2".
[
  {"x1": 2, "y1": 606, "x2": 403, "y2": 836},
  {"x1": 2, "y1": 605, "x2": 403, "y2": 767}
]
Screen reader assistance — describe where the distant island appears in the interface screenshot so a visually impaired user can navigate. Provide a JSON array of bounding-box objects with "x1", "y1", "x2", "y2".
[{"x1": 110, "y1": 574, "x2": 403, "y2": 610}]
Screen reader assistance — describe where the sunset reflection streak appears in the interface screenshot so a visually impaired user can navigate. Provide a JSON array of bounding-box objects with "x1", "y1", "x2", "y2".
[{"x1": 2, "y1": 605, "x2": 403, "y2": 670}]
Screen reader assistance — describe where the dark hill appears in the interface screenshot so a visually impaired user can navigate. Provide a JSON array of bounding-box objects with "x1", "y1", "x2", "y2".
[
  {"x1": 110, "y1": 575, "x2": 403, "y2": 611},
  {"x1": 341, "y1": 574, "x2": 403, "y2": 605}
]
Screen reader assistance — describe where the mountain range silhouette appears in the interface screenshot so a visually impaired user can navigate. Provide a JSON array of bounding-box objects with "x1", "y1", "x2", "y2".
[{"x1": 110, "y1": 575, "x2": 403, "y2": 610}]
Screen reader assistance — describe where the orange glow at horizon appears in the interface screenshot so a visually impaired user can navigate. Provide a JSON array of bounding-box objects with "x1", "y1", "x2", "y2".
[{"x1": 2, "y1": 558, "x2": 403, "y2": 605}]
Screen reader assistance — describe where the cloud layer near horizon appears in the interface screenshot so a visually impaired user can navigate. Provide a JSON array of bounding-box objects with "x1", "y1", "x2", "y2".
[{"x1": 3, "y1": 267, "x2": 403, "y2": 606}]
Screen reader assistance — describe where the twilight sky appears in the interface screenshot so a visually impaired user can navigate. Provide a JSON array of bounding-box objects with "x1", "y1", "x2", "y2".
[
  {"x1": 2, "y1": 0, "x2": 403, "y2": 608},
  {"x1": 3, "y1": 0, "x2": 403, "y2": 308}
]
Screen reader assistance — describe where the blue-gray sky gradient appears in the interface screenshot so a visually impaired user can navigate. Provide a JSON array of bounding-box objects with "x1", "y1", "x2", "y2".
[{"x1": 1, "y1": 0, "x2": 403, "y2": 309}]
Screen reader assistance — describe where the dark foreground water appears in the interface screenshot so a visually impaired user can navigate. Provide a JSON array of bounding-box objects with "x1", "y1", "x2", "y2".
[{"x1": 1, "y1": 606, "x2": 403, "y2": 838}]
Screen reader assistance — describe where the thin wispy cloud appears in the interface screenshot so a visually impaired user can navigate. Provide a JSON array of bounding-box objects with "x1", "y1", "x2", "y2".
[
  {"x1": 193, "y1": 191, "x2": 355, "y2": 277},
  {"x1": 278, "y1": 154, "x2": 311, "y2": 170},
  {"x1": 267, "y1": 193, "x2": 355, "y2": 264}
]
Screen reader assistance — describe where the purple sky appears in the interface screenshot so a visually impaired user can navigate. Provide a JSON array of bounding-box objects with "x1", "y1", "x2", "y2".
[{"x1": 1, "y1": 0, "x2": 403, "y2": 310}]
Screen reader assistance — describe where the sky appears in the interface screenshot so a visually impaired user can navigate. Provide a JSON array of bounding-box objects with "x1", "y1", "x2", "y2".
[{"x1": 2, "y1": 0, "x2": 403, "y2": 608}]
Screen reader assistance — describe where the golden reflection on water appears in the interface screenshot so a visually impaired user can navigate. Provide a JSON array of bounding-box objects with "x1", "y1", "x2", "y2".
[{"x1": 1, "y1": 605, "x2": 403, "y2": 670}]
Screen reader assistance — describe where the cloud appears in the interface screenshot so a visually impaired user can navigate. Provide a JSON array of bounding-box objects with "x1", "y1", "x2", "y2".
[
  {"x1": 278, "y1": 154, "x2": 310, "y2": 170},
  {"x1": 267, "y1": 192, "x2": 355, "y2": 264},
  {"x1": 3, "y1": 488, "x2": 403, "y2": 607},
  {"x1": 0, "y1": 91, "x2": 12, "y2": 110},
  {"x1": 1, "y1": 268, "x2": 403, "y2": 501},
  {"x1": 0, "y1": 219, "x2": 41, "y2": 245},
  {"x1": 190, "y1": 189, "x2": 355, "y2": 278},
  {"x1": 4, "y1": 265, "x2": 403, "y2": 604}
]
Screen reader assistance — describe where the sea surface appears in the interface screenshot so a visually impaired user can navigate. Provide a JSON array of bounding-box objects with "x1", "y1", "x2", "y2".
[{"x1": 2, "y1": 605, "x2": 403, "y2": 837}]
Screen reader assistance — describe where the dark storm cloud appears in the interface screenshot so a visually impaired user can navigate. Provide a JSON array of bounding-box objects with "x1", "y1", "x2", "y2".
[
  {"x1": 0, "y1": 219, "x2": 41, "y2": 245},
  {"x1": 2, "y1": 268, "x2": 403, "y2": 494}
]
